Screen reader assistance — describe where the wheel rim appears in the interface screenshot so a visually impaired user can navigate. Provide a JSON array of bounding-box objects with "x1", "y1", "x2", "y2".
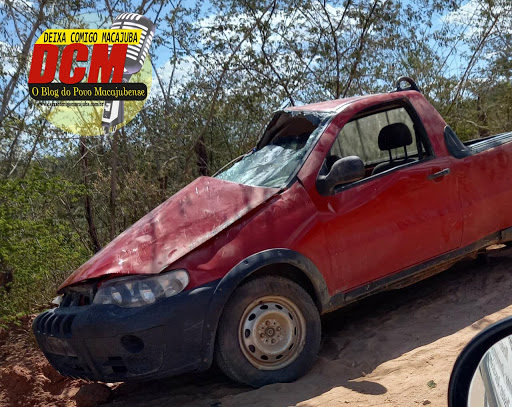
[{"x1": 238, "y1": 295, "x2": 306, "y2": 370}]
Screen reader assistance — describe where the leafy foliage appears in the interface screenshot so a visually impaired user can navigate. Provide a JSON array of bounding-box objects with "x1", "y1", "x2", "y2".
[{"x1": 0, "y1": 169, "x2": 89, "y2": 321}]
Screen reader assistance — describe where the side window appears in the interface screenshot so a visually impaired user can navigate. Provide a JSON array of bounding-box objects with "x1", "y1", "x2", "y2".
[{"x1": 325, "y1": 106, "x2": 431, "y2": 178}]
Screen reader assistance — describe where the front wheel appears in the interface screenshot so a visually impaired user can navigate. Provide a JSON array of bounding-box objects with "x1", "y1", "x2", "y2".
[{"x1": 214, "y1": 275, "x2": 321, "y2": 387}]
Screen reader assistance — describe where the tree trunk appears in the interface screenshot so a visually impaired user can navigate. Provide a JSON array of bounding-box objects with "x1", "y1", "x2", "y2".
[
  {"x1": 79, "y1": 138, "x2": 101, "y2": 253},
  {"x1": 477, "y1": 95, "x2": 490, "y2": 138},
  {"x1": 109, "y1": 129, "x2": 119, "y2": 241},
  {"x1": 195, "y1": 135, "x2": 209, "y2": 176}
]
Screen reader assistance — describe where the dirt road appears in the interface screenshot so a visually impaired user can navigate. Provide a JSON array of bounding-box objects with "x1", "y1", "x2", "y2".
[{"x1": 2, "y1": 246, "x2": 512, "y2": 406}]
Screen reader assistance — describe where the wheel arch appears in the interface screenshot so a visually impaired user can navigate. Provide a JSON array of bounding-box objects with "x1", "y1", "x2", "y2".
[{"x1": 198, "y1": 248, "x2": 329, "y2": 370}]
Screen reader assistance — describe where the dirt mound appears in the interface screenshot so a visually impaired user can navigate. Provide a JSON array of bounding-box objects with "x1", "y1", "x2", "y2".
[
  {"x1": 0, "y1": 365, "x2": 35, "y2": 401},
  {"x1": 0, "y1": 316, "x2": 84, "y2": 407}
]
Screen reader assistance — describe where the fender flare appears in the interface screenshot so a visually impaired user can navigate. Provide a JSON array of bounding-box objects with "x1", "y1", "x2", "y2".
[{"x1": 198, "y1": 248, "x2": 329, "y2": 370}]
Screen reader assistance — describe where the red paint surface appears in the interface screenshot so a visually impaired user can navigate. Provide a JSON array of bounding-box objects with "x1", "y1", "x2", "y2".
[
  {"x1": 62, "y1": 90, "x2": 512, "y2": 300},
  {"x1": 60, "y1": 177, "x2": 278, "y2": 289},
  {"x1": 454, "y1": 143, "x2": 512, "y2": 246}
]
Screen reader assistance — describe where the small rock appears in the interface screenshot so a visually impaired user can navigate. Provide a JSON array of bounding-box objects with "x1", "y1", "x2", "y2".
[
  {"x1": 423, "y1": 400, "x2": 431, "y2": 405},
  {"x1": 74, "y1": 383, "x2": 111, "y2": 407}
]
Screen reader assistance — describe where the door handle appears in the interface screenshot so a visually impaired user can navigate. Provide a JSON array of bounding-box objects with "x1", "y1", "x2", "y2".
[{"x1": 427, "y1": 168, "x2": 451, "y2": 181}]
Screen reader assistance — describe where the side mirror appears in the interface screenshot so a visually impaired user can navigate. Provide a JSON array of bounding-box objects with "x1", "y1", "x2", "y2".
[
  {"x1": 448, "y1": 316, "x2": 512, "y2": 406},
  {"x1": 317, "y1": 156, "x2": 365, "y2": 195}
]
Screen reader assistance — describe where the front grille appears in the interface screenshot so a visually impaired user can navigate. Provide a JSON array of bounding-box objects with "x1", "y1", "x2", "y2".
[
  {"x1": 60, "y1": 283, "x2": 96, "y2": 307},
  {"x1": 35, "y1": 310, "x2": 75, "y2": 337},
  {"x1": 60, "y1": 291, "x2": 92, "y2": 307}
]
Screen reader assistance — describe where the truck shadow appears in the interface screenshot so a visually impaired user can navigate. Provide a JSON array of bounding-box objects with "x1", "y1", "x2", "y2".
[{"x1": 106, "y1": 246, "x2": 512, "y2": 407}]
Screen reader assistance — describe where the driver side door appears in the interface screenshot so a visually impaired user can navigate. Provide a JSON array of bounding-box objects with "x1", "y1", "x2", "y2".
[{"x1": 316, "y1": 103, "x2": 463, "y2": 292}]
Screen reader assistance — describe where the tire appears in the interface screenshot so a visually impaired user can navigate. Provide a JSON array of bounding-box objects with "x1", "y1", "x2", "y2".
[{"x1": 214, "y1": 275, "x2": 321, "y2": 387}]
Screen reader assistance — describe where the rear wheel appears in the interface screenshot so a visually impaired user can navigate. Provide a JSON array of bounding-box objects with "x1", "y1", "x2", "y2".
[{"x1": 214, "y1": 275, "x2": 321, "y2": 387}]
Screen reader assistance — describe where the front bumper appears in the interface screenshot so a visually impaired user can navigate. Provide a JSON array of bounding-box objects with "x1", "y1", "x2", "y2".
[{"x1": 33, "y1": 280, "x2": 218, "y2": 382}]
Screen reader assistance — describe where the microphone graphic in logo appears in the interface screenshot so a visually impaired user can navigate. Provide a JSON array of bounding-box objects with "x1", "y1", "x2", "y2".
[{"x1": 102, "y1": 13, "x2": 155, "y2": 132}]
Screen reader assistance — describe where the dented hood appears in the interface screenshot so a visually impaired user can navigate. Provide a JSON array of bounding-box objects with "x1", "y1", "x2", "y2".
[{"x1": 60, "y1": 177, "x2": 279, "y2": 289}]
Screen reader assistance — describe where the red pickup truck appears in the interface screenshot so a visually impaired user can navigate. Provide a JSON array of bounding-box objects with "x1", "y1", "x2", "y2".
[{"x1": 33, "y1": 78, "x2": 512, "y2": 387}]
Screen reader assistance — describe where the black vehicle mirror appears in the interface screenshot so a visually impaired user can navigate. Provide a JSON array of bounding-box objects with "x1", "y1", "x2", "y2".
[
  {"x1": 448, "y1": 316, "x2": 512, "y2": 407},
  {"x1": 317, "y1": 156, "x2": 365, "y2": 195}
]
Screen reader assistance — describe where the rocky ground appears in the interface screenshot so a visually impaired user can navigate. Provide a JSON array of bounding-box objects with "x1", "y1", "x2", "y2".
[{"x1": 2, "y1": 245, "x2": 512, "y2": 407}]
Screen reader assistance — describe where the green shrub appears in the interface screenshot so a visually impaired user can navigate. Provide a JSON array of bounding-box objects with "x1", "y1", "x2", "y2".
[{"x1": 0, "y1": 169, "x2": 90, "y2": 324}]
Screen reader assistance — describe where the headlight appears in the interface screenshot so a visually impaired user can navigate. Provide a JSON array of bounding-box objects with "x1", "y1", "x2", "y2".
[{"x1": 93, "y1": 270, "x2": 189, "y2": 307}]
